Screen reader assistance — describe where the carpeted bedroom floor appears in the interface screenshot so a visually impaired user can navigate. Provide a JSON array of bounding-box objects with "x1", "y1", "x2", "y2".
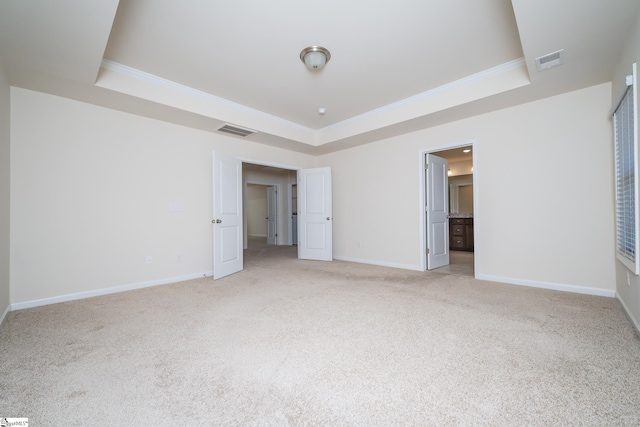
[{"x1": 1, "y1": 239, "x2": 639, "y2": 425}]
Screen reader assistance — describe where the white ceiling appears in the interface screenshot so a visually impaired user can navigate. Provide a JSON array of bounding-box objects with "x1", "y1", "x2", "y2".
[
  {"x1": 1, "y1": 0, "x2": 639, "y2": 155},
  {"x1": 104, "y1": 0, "x2": 524, "y2": 129}
]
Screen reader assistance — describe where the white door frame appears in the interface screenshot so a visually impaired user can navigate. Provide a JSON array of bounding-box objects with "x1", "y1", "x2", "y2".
[{"x1": 419, "y1": 140, "x2": 479, "y2": 274}]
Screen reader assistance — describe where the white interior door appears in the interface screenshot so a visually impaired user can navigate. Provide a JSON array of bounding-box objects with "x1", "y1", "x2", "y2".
[
  {"x1": 212, "y1": 151, "x2": 243, "y2": 279},
  {"x1": 298, "y1": 167, "x2": 332, "y2": 261},
  {"x1": 266, "y1": 186, "x2": 277, "y2": 245},
  {"x1": 426, "y1": 154, "x2": 449, "y2": 269}
]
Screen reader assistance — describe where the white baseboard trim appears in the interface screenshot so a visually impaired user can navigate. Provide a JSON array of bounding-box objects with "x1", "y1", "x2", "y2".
[
  {"x1": 331, "y1": 259, "x2": 615, "y2": 297},
  {"x1": 333, "y1": 255, "x2": 422, "y2": 272},
  {"x1": 476, "y1": 273, "x2": 616, "y2": 298},
  {"x1": 0, "y1": 303, "x2": 10, "y2": 326},
  {"x1": 616, "y1": 293, "x2": 640, "y2": 336},
  {"x1": 10, "y1": 271, "x2": 214, "y2": 312}
]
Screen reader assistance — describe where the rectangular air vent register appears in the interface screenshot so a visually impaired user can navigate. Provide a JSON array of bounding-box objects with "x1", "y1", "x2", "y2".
[
  {"x1": 217, "y1": 124, "x2": 257, "y2": 137},
  {"x1": 535, "y1": 49, "x2": 564, "y2": 71}
]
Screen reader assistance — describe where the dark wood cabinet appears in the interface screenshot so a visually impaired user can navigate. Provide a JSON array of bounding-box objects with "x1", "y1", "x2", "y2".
[{"x1": 449, "y1": 217, "x2": 474, "y2": 251}]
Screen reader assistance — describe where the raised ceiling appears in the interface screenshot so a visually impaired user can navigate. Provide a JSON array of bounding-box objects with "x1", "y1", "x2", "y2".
[
  {"x1": 104, "y1": 0, "x2": 524, "y2": 129},
  {"x1": 1, "y1": 0, "x2": 638, "y2": 155}
]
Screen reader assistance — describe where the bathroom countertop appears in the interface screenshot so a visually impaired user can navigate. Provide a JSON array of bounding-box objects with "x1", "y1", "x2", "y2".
[{"x1": 449, "y1": 213, "x2": 473, "y2": 218}]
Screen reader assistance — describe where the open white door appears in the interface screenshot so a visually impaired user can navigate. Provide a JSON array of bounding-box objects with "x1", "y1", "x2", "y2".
[
  {"x1": 298, "y1": 167, "x2": 332, "y2": 261},
  {"x1": 212, "y1": 151, "x2": 243, "y2": 279},
  {"x1": 426, "y1": 154, "x2": 449, "y2": 269},
  {"x1": 266, "y1": 186, "x2": 277, "y2": 245}
]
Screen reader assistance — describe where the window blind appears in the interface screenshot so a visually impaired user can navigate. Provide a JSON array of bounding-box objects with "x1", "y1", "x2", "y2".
[{"x1": 614, "y1": 67, "x2": 638, "y2": 273}]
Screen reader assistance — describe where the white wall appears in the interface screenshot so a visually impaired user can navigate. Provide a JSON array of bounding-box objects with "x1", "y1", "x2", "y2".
[
  {"x1": 0, "y1": 63, "x2": 10, "y2": 322},
  {"x1": 10, "y1": 88, "x2": 315, "y2": 306},
  {"x1": 6, "y1": 81, "x2": 620, "y2": 307},
  {"x1": 319, "y1": 83, "x2": 615, "y2": 294},
  {"x1": 613, "y1": 12, "x2": 640, "y2": 331},
  {"x1": 246, "y1": 184, "x2": 268, "y2": 237}
]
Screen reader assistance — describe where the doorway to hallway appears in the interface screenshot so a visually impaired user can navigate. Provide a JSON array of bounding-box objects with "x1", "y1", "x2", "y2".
[
  {"x1": 245, "y1": 183, "x2": 278, "y2": 245},
  {"x1": 242, "y1": 163, "x2": 296, "y2": 250},
  {"x1": 240, "y1": 163, "x2": 332, "y2": 260}
]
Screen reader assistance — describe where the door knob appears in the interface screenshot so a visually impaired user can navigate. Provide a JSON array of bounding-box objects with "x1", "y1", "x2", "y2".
[
  {"x1": 217, "y1": 219, "x2": 222, "y2": 223},
  {"x1": 326, "y1": 217, "x2": 331, "y2": 220}
]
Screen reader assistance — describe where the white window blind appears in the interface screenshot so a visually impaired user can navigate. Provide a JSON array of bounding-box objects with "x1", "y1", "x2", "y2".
[{"x1": 614, "y1": 64, "x2": 638, "y2": 273}]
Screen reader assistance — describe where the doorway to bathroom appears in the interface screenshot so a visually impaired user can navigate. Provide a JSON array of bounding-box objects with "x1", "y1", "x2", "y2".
[{"x1": 421, "y1": 143, "x2": 476, "y2": 277}]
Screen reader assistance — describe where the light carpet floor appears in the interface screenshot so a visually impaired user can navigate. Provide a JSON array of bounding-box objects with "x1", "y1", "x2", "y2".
[{"x1": 1, "y1": 240, "x2": 640, "y2": 425}]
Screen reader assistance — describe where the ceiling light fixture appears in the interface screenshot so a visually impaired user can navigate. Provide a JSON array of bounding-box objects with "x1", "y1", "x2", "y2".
[{"x1": 300, "y1": 46, "x2": 331, "y2": 70}]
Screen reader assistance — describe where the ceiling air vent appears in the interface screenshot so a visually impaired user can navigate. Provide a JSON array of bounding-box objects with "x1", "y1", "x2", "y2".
[
  {"x1": 535, "y1": 49, "x2": 564, "y2": 72},
  {"x1": 217, "y1": 124, "x2": 257, "y2": 137}
]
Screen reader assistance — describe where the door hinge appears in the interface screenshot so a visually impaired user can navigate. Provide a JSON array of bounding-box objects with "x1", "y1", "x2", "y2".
[{"x1": 427, "y1": 248, "x2": 430, "y2": 254}]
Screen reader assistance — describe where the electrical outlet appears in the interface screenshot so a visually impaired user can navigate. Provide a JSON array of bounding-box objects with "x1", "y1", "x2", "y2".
[
  {"x1": 357, "y1": 241, "x2": 362, "y2": 248},
  {"x1": 146, "y1": 255, "x2": 152, "y2": 264},
  {"x1": 627, "y1": 271, "x2": 631, "y2": 286},
  {"x1": 175, "y1": 253, "x2": 182, "y2": 262}
]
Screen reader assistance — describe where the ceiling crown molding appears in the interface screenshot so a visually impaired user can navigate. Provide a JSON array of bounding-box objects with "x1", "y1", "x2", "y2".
[
  {"x1": 315, "y1": 57, "x2": 529, "y2": 145},
  {"x1": 97, "y1": 59, "x2": 316, "y2": 145}
]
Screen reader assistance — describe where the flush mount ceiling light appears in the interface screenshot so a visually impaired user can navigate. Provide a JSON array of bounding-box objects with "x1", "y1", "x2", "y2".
[{"x1": 300, "y1": 46, "x2": 331, "y2": 70}]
